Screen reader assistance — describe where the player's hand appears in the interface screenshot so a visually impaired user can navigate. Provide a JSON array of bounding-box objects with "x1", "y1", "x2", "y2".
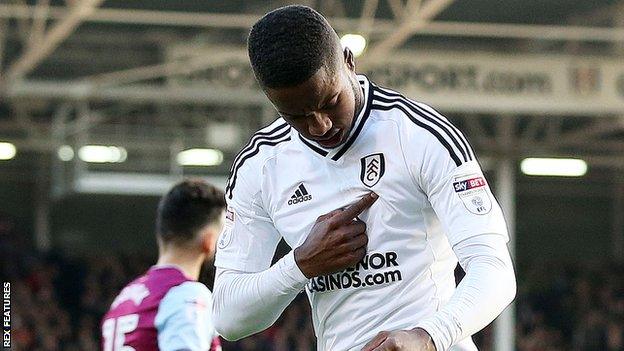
[
  {"x1": 361, "y1": 328, "x2": 436, "y2": 351},
  {"x1": 294, "y1": 192, "x2": 378, "y2": 278}
]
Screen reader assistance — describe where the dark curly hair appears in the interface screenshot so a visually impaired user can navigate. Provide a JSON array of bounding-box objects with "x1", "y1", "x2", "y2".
[
  {"x1": 156, "y1": 179, "x2": 225, "y2": 245},
  {"x1": 248, "y1": 5, "x2": 341, "y2": 89}
]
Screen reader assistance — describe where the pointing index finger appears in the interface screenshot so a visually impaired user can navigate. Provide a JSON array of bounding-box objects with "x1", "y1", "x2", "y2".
[{"x1": 333, "y1": 192, "x2": 378, "y2": 225}]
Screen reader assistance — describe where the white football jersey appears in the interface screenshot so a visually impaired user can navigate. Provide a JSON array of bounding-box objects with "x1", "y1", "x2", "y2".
[{"x1": 215, "y1": 75, "x2": 508, "y2": 351}]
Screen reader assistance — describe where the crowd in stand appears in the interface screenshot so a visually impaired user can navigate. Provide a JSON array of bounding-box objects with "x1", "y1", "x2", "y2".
[
  {"x1": 2, "y1": 220, "x2": 623, "y2": 350},
  {"x1": 514, "y1": 261, "x2": 624, "y2": 351}
]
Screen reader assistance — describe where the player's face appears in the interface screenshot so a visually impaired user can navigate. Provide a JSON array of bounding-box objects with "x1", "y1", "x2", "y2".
[{"x1": 265, "y1": 49, "x2": 361, "y2": 149}]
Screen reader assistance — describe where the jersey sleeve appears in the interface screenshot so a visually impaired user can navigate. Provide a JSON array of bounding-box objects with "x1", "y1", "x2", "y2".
[
  {"x1": 155, "y1": 281, "x2": 216, "y2": 351},
  {"x1": 215, "y1": 165, "x2": 282, "y2": 272},
  {"x1": 401, "y1": 107, "x2": 509, "y2": 246}
]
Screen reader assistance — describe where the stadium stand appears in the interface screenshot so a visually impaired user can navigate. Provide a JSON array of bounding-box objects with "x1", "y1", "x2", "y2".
[{"x1": 3, "y1": 213, "x2": 622, "y2": 350}]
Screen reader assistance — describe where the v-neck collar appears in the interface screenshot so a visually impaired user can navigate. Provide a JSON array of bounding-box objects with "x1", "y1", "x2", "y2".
[{"x1": 297, "y1": 74, "x2": 373, "y2": 162}]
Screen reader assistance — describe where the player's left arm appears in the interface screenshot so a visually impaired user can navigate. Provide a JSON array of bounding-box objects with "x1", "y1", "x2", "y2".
[
  {"x1": 363, "y1": 107, "x2": 516, "y2": 351},
  {"x1": 363, "y1": 232, "x2": 514, "y2": 351},
  {"x1": 155, "y1": 281, "x2": 217, "y2": 351}
]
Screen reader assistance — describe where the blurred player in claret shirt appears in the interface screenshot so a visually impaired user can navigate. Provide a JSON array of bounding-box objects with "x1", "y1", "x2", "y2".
[{"x1": 102, "y1": 179, "x2": 225, "y2": 351}]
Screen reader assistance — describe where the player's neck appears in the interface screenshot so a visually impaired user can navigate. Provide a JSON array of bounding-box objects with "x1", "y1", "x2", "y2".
[
  {"x1": 156, "y1": 248, "x2": 204, "y2": 281},
  {"x1": 355, "y1": 85, "x2": 364, "y2": 117}
]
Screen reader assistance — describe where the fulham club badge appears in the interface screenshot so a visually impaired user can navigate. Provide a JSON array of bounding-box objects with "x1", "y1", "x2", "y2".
[{"x1": 360, "y1": 153, "x2": 385, "y2": 187}]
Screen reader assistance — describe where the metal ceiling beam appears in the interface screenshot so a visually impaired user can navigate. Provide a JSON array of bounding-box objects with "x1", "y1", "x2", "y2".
[
  {"x1": 5, "y1": 80, "x2": 268, "y2": 105},
  {"x1": 419, "y1": 21, "x2": 624, "y2": 42},
  {"x1": 387, "y1": 0, "x2": 422, "y2": 23},
  {"x1": 320, "y1": 0, "x2": 346, "y2": 18},
  {"x1": 361, "y1": 0, "x2": 455, "y2": 67},
  {"x1": 358, "y1": 0, "x2": 379, "y2": 36},
  {"x1": 2, "y1": 4, "x2": 624, "y2": 43},
  {"x1": 0, "y1": 20, "x2": 6, "y2": 70},
  {"x1": 3, "y1": 0, "x2": 104, "y2": 82},
  {"x1": 0, "y1": 4, "x2": 263, "y2": 29},
  {"x1": 28, "y1": 0, "x2": 50, "y2": 50},
  {"x1": 7, "y1": 80, "x2": 624, "y2": 116},
  {"x1": 12, "y1": 0, "x2": 31, "y2": 45},
  {"x1": 386, "y1": 0, "x2": 405, "y2": 21},
  {"x1": 82, "y1": 48, "x2": 247, "y2": 87}
]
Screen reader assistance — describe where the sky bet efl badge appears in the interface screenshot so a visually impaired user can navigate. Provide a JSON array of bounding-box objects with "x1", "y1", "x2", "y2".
[
  {"x1": 360, "y1": 153, "x2": 385, "y2": 187},
  {"x1": 453, "y1": 174, "x2": 492, "y2": 215}
]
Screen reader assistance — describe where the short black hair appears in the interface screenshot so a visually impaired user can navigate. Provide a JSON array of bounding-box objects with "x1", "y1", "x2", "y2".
[
  {"x1": 248, "y1": 5, "x2": 340, "y2": 89},
  {"x1": 156, "y1": 179, "x2": 225, "y2": 245}
]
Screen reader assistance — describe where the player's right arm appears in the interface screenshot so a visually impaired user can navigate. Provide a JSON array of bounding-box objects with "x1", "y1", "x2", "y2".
[
  {"x1": 212, "y1": 169, "x2": 301, "y2": 341},
  {"x1": 213, "y1": 160, "x2": 376, "y2": 340}
]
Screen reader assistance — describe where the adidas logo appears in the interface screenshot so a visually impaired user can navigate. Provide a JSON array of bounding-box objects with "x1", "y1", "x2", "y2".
[{"x1": 288, "y1": 184, "x2": 312, "y2": 206}]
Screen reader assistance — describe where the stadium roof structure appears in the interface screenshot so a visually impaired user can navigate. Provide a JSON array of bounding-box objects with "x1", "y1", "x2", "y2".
[
  {"x1": 0, "y1": 0, "x2": 623, "y2": 184},
  {"x1": 2, "y1": 5, "x2": 622, "y2": 350}
]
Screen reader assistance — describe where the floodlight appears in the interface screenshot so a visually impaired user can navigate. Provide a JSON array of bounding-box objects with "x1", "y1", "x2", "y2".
[
  {"x1": 57, "y1": 145, "x2": 74, "y2": 161},
  {"x1": 0, "y1": 142, "x2": 16, "y2": 160},
  {"x1": 520, "y1": 158, "x2": 587, "y2": 177},
  {"x1": 177, "y1": 148, "x2": 224, "y2": 166},
  {"x1": 78, "y1": 145, "x2": 127, "y2": 163},
  {"x1": 340, "y1": 34, "x2": 366, "y2": 57}
]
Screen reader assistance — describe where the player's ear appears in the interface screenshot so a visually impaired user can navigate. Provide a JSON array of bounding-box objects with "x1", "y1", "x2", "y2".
[
  {"x1": 343, "y1": 47, "x2": 356, "y2": 72},
  {"x1": 200, "y1": 227, "x2": 217, "y2": 255}
]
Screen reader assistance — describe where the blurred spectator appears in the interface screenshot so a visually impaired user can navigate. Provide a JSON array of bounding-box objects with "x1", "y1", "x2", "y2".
[{"x1": 516, "y1": 261, "x2": 624, "y2": 351}]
